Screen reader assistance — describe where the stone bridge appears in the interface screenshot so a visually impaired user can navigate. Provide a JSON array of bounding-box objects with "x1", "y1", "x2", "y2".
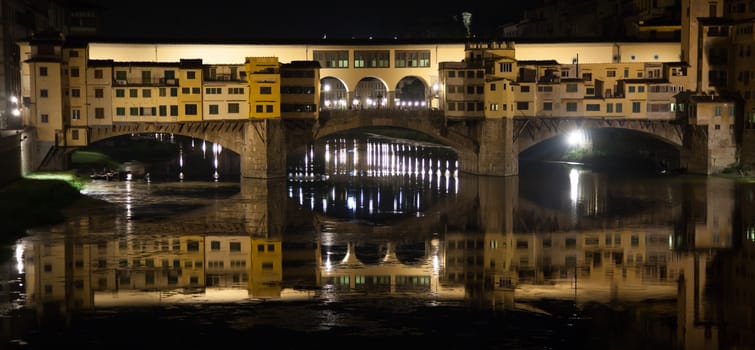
[{"x1": 77, "y1": 111, "x2": 694, "y2": 178}]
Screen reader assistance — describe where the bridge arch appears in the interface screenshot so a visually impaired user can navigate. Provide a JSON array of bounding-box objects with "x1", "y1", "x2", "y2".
[
  {"x1": 305, "y1": 110, "x2": 476, "y2": 155},
  {"x1": 515, "y1": 117, "x2": 684, "y2": 153},
  {"x1": 88, "y1": 121, "x2": 249, "y2": 155}
]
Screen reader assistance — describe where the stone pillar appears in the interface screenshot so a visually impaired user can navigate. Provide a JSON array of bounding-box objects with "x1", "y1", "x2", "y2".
[
  {"x1": 241, "y1": 119, "x2": 286, "y2": 179},
  {"x1": 458, "y1": 119, "x2": 518, "y2": 176}
]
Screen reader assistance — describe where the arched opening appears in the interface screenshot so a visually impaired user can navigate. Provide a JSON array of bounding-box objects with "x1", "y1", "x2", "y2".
[
  {"x1": 519, "y1": 128, "x2": 681, "y2": 174},
  {"x1": 72, "y1": 133, "x2": 240, "y2": 182},
  {"x1": 353, "y1": 77, "x2": 387, "y2": 110},
  {"x1": 394, "y1": 76, "x2": 430, "y2": 110},
  {"x1": 319, "y1": 77, "x2": 348, "y2": 110}
]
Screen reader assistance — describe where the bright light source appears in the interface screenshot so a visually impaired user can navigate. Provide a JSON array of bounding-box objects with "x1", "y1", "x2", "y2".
[{"x1": 566, "y1": 129, "x2": 586, "y2": 147}]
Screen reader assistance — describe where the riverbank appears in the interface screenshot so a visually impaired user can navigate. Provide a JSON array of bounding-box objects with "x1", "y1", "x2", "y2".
[{"x1": 0, "y1": 176, "x2": 105, "y2": 245}]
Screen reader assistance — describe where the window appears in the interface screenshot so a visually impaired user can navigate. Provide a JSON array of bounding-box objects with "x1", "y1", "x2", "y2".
[
  {"x1": 516, "y1": 101, "x2": 528, "y2": 110},
  {"x1": 159, "y1": 105, "x2": 167, "y2": 116},
  {"x1": 313, "y1": 50, "x2": 349, "y2": 68},
  {"x1": 566, "y1": 102, "x2": 578, "y2": 112},
  {"x1": 170, "y1": 88, "x2": 178, "y2": 96},
  {"x1": 40, "y1": 89, "x2": 48, "y2": 98},
  {"x1": 714, "y1": 105, "x2": 722, "y2": 116},
  {"x1": 95, "y1": 107, "x2": 105, "y2": 119},
  {"x1": 586, "y1": 104, "x2": 600, "y2": 111},
  {"x1": 71, "y1": 88, "x2": 81, "y2": 97},
  {"x1": 566, "y1": 84, "x2": 578, "y2": 93},
  {"x1": 129, "y1": 89, "x2": 138, "y2": 97},
  {"x1": 395, "y1": 50, "x2": 430, "y2": 67},
  {"x1": 520, "y1": 85, "x2": 530, "y2": 92},
  {"x1": 170, "y1": 105, "x2": 178, "y2": 116},
  {"x1": 499, "y1": 62, "x2": 512, "y2": 72},
  {"x1": 353, "y1": 50, "x2": 390, "y2": 68},
  {"x1": 185, "y1": 104, "x2": 198, "y2": 115},
  {"x1": 130, "y1": 107, "x2": 138, "y2": 116},
  {"x1": 256, "y1": 105, "x2": 263, "y2": 113},
  {"x1": 230, "y1": 242, "x2": 241, "y2": 252},
  {"x1": 142, "y1": 89, "x2": 151, "y2": 98},
  {"x1": 71, "y1": 109, "x2": 81, "y2": 120},
  {"x1": 69, "y1": 50, "x2": 79, "y2": 57},
  {"x1": 192, "y1": 87, "x2": 200, "y2": 94},
  {"x1": 228, "y1": 103, "x2": 239, "y2": 113},
  {"x1": 182, "y1": 87, "x2": 190, "y2": 94},
  {"x1": 40, "y1": 67, "x2": 48, "y2": 76},
  {"x1": 266, "y1": 105, "x2": 273, "y2": 113},
  {"x1": 72, "y1": 129, "x2": 80, "y2": 139},
  {"x1": 94, "y1": 69, "x2": 103, "y2": 79},
  {"x1": 260, "y1": 86, "x2": 272, "y2": 94},
  {"x1": 628, "y1": 86, "x2": 636, "y2": 93},
  {"x1": 115, "y1": 70, "x2": 127, "y2": 80},
  {"x1": 187, "y1": 71, "x2": 196, "y2": 79},
  {"x1": 632, "y1": 101, "x2": 641, "y2": 113},
  {"x1": 607, "y1": 70, "x2": 616, "y2": 77},
  {"x1": 211, "y1": 241, "x2": 220, "y2": 251},
  {"x1": 616, "y1": 103, "x2": 623, "y2": 113},
  {"x1": 606, "y1": 103, "x2": 613, "y2": 113},
  {"x1": 116, "y1": 107, "x2": 125, "y2": 116},
  {"x1": 95, "y1": 88, "x2": 104, "y2": 98},
  {"x1": 71, "y1": 68, "x2": 80, "y2": 77},
  {"x1": 543, "y1": 102, "x2": 552, "y2": 111},
  {"x1": 115, "y1": 89, "x2": 125, "y2": 98},
  {"x1": 41, "y1": 114, "x2": 49, "y2": 123},
  {"x1": 209, "y1": 104, "x2": 219, "y2": 115}
]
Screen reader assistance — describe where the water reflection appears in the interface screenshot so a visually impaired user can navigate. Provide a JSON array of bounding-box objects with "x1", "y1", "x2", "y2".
[{"x1": 1, "y1": 136, "x2": 754, "y2": 348}]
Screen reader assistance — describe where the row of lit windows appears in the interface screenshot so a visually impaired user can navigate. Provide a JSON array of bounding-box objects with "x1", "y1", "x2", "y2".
[{"x1": 313, "y1": 50, "x2": 431, "y2": 68}]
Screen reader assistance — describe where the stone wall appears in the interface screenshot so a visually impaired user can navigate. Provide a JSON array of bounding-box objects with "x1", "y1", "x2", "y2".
[
  {"x1": 0, "y1": 132, "x2": 22, "y2": 187},
  {"x1": 741, "y1": 130, "x2": 755, "y2": 170}
]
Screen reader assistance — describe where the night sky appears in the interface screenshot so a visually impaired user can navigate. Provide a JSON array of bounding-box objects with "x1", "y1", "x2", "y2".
[{"x1": 98, "y1": 2, "x2": 527, "y2": 40}]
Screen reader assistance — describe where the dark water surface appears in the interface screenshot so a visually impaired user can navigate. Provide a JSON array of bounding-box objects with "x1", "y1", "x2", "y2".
[{"x1": 1, "y1": 134, "x2": 754, "y2": 349}]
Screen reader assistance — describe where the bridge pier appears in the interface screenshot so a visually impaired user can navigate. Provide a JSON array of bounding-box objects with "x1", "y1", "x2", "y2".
[
  {"x1": 457, "y1": 119, "x2": 518, "y2": 177},
  {"x1": 241, "y1": 119, "x2": 287, "y2": 179},
  {"x1": 681, "y1": 124, "x2": 738, "y2": 174}
]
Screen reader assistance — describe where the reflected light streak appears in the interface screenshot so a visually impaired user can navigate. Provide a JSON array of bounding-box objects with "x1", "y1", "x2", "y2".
[
  {"x1": 15, "y1": 243, "x2": 24, "y2": 274},
  {"x1": 569, "y1": 168, "x2": 580, "y2": 204},
  {"x1": 347, "y1": 195, "x2": 356, "y2": 211}
]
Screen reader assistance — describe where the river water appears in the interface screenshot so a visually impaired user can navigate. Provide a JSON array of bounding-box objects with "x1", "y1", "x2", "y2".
[{"x1": 1, "y1": 133, "x2": 754, "y2": 349}]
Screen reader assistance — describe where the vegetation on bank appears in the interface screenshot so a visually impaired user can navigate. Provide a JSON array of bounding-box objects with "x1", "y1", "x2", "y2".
[{"x1": 0, "y1": 173, "x2": 103, "y2": 245}]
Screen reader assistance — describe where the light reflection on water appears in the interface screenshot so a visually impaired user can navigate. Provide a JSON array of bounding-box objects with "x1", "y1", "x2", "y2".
[{"x1": 1, "y1": 134, "x2": 754, "y2": 349}]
